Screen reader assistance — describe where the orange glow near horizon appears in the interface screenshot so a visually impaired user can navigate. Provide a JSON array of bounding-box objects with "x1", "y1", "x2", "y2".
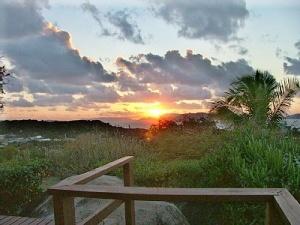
[{"x1": 147, "y1": 107, "x2": 165, "y2": 118}]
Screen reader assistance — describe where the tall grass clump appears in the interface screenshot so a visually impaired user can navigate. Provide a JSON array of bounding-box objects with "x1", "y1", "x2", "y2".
[{"x1": 43, "y1": 131, "x2": 148, "y2": 178}]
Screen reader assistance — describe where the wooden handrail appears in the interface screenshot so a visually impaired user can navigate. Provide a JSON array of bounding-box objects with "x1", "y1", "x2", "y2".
[
  {"x1": 57, "y1": 156, "x2": 134, "y2": 186},
  {"x1": 50, "y1": 156, "x2": 135, "y2": 225},
  {"x1": 274, "y1": 189, "x2": 300, "y2": 225},
  {"x1": 49, "y1": 185, "x2": 282, "y2": 202},
  {"x1": 48, "y1": 156, "x2": 300, "y2": 225}
]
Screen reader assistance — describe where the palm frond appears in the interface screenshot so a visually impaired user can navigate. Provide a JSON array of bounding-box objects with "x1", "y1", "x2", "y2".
[{"x1": 270, "y1": 77, "x2": 300, "y2": 124}]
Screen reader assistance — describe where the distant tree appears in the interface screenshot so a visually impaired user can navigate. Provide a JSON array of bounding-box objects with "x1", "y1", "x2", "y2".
[
  {"x1": 210, "y1": 70, "x2": 300, "y2": 126},
  {"x1": 0, "y1": 59, "x2": 10, "y2": 110}
]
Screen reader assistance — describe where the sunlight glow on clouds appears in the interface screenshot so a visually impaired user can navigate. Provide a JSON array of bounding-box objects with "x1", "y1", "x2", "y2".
[{"x1": 1, "y1": 0, "x2": 300, "y2": 124}]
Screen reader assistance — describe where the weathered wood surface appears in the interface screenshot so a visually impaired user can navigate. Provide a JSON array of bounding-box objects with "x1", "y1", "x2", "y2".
[
  {"x1": 46, "y1": 156, "x2": 300, "y2": 225},
  {"x1": 274, "y1": 189, "x2": 300, "y2": 225},
  {"x1": 0, "y1": 216, "x2": 53, "y2": 225},
  {"x1": 56, "y1": 156, "x2": 134, "y2": 186},
  {"x1": 49, "y1": 185, "x2": 282, "y2": 202},
  {"x1": 78, "y1": 200, "x2": 123, "y2": 225},
  {"x1": 52, "y1": 196, "x2": 75, "y2": 225},
  {"x1": 123, "y1": 161, "x2": 136, "y2": 225}
]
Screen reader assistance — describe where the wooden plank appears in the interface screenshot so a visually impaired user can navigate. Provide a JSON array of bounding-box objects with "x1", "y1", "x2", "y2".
[
  {"x1": 0, "y1": 216, "x2": 7, "y2": 221},
  {"x1": 123, "y1": 162, "x2": 135, "y2": 225},
  {"x1": 51, "y1": 156, "x2": 134, "y2": 187},
  {"x1": 34, "y1": 218, "x2": 54, "y2": 225},
  {"x1": 49, "y1": 185, "x2": 282, "y2": 202},
  {"x1": 53, "y1": 196, "x2": 75, "y2": 225},
  {"x1": 17, "y1": 218, "x2": 37, "y2": 225},
  {"x1": 0, "y1": 217, "x2": 51, "y2": 225},
  {"x1": 78, "y1": 200, "x2": 123, "y2": 225},
  {"x1": 265, "y1": 202, "x2": 284, "y2": 225},
  {"x1": 0, "y1": 216, "x2": 15, "y2": 224},
  {"x1": 22, "y1": 218, "x2": 43, "y2": 225},
  {"x1": 3, "y1": 216, "x2": 20, "y2": 225},
  {"x1": 11, "y1": 217, "x2": 34, "y2": 225},
  {"x1": 274, "y1": 189, "x2": 300, "y2": 225}
]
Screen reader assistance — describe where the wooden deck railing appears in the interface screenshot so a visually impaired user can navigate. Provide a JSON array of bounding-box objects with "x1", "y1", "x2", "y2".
[{"x1": 48, "y1": 156, "x2": 300, "y2": 225}]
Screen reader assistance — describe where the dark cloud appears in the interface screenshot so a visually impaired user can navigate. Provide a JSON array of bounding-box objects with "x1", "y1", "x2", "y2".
[
  {"x1": 151, "y1": 0, "x2": 249, "y2": 41},
  {"x1": 284, "y1": 57, "x2": 300, "y2": 75},
  {"x1": 106, "y1": 10, "x2": 144, "y2": 44},
  {"x1": 0, "y1": 0, "x2": 48, "y2": 39},
  {"x1": 0, "y1": 0, "x2": 120, "y2": 108},
  {"x1": 4, "y1": 76, "x2": 24, "y2": 93},
  {"x1": 81, "y1": 1, "x2": 110, "y2": 35},
  {"x1": 229, "y1": 44, "x2": 248, "y2": 55},
  {"x1": 117, "y1": 50, "x2": 254, "y2": 91},
  {"x1": 8, "y1": 98, "x2": 34, "y2": 108},
  {"x1": 295, "y1": 41, "x2": 300, "y2": 50},
  {"x1": 116, "y1": 50, "x2": 253, "y2": 103},
  {"x1": 32, "y1": 94, "x2": 74, "y2": 107},
  {"x1": 81, "y1": 1, "x2": 144, "y2": 44},
  {"x1": 284, "y1": 40, "x2": 300, "y2": 75},
  {"x1": 2, "y1": 26, "x2": 116, "y2": 84}
]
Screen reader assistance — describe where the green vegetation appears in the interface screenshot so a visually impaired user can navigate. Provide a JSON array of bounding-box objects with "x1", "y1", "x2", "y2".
[
  {"x1": 1, "y1": 123, "x2": 299, "y2": 224},
  {"x1": 0, "y1": 159, "x2": 48, "y2": 214},
  {"x1": 211, "y1": 70, "x2": 300, "y2": 126}
]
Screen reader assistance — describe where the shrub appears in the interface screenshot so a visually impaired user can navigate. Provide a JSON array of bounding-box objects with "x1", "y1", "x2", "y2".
[
  {"x1": 0, "y1": 160, "x2": 49, "y2": 215},
  {"x1": 194, "y1": 124, "x2": 300, "y2": 225},
  {"x1": 0, "y1": 146, "x2": 19, "y2": 162}
]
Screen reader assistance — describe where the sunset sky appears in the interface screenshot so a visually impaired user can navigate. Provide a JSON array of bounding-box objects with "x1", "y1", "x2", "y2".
[{"x1": 1, "y1": 0, "x2": 300, "y2": 127}]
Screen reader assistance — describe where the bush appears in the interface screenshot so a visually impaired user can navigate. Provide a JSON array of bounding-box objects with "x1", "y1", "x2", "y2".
[
  {"x1": 0, "y1": 160, "x2": 49, "y2": 215},
  {"x1": 194, "y1": 124, "x2": 300, "y2": 225},
  {"x1": 0, "y1": 146, "x2": 19, "y2": 162}
]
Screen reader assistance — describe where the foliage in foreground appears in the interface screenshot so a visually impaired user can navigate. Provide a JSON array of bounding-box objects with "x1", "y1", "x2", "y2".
[
  {"x1": 0, "y1": 160, "x2": 48, "y2": 214},
  {"x1": 0, "y1": 125, "x2": 299, "y2": 224}
]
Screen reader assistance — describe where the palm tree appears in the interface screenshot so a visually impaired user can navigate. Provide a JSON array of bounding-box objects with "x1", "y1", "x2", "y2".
[{"x1": 210, "y1": 70, "x2": 300, "y2": 126}]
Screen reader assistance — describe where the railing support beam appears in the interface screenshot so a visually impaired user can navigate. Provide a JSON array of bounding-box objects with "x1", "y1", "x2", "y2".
[
  {"x1": 123, "y1": 161, "x2": 136, "y2": 225},
  {"x1": 53, "y1": 196, "x2": 75, "y2": 225},
  {"x1": 265, "y1": 202, "x2": 283, "y2": 225}
]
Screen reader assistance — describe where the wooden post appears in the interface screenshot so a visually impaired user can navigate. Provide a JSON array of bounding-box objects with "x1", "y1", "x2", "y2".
[
  {"x1": 265, "y1": 202, "x2": 283, "y2": 225},
  {"x1": 53, "y1": 195, "x2": 75, "y2": 225},
  {"x1": 123, "y1": 162, "x2": 135, "y2": 225}
]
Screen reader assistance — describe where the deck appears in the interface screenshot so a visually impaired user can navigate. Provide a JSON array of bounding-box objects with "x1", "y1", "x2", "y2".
[
  {"x1": 0, "y1": 215, "x2": 53, "y2": 225},
  {"x1": 2, "y1": 156, "x2": 300, "y2": 225}
]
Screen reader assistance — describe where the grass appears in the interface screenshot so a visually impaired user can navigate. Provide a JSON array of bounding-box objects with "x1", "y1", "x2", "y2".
[{"x1": 1, "y1": 124, "x2": 300, "y2": 225}]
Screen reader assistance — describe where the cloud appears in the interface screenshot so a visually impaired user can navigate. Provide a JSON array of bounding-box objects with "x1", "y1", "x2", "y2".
[
  {"x1": 2, "y1": 25, "x2": 116, "y2": 84},
  {"x1": 0, "y1": 0, "x2": 120, "y2": 108},
  {"x1": 229, "y1": 44, "x2": 248, "y2": 55},
  {"x1": 8, "y1": 97, "x2": 34, "y2": 107},
  {"x1": 32, "y1": 94, "x2": 74, "y2": 107},
  {"x1": 151, "y1": 0, "x2": 249, "y2": 41},
  {"x1": 81, "y1": 1, "x2": 144, "y2": 44},
  {"x1": 295, "y1": 41, "x2": 300, "y2": 51},
  {"x1": 284, "y1": 57, "x2": 300, "y2": 75},
  {"x1": 4, "y1": 76, "x2": 24, "y2": 93},
  {"x1": 117, "y1": 50, "x2": 253, "y2": 103},
  {"x1": 117, "y1": 50, "x2": 254, "y2": 91},
  {"x1": 283, "y1": 40, "x2": 300, "y2": 75},
  {"x1": 0, "y1": 0, "x2": 48, "y2": 39}
]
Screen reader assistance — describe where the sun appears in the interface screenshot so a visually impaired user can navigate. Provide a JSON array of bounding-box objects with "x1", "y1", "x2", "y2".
[{"x1": 147, "y1": 108, "x2": 165, "y2": 118}]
